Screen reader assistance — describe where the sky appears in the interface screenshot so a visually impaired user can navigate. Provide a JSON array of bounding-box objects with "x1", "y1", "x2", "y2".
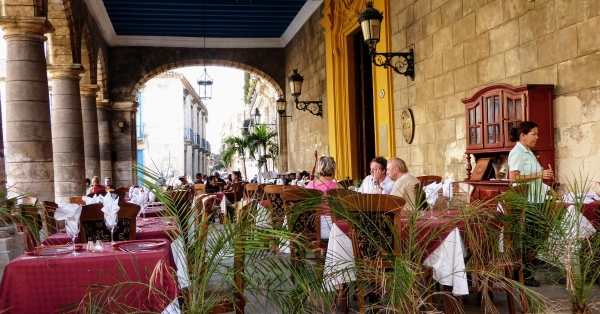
[{"x1": 173, "y1": 66, "x2": 245, "y2": 150}]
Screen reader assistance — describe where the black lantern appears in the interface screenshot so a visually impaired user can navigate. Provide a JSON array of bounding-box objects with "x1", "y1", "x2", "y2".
[
  {"x1": 358, "y1": 2, "x2": 415, "y2": 80},
  {"x1": 287, "y1": 69, "x2": 322, "y2": 117},
  {"x1": 197, "y1": 68, "x2": 213, "y2": 100},
  {"x1": 276, "y1": 96, "x2": 292, "y2": 120},
  {"x1": 253, "y1": 107, "x2": 261, "y2": 126}
]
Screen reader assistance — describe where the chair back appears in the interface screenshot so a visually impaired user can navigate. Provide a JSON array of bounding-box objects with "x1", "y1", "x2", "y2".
[
  {"x1": 231, "y1": 182, "x2": 245, "y2": 203},
  {"x1": 15, "y1": 204, "x2": 45, "y2": 250},
  {"x1": 338, "y1": 179, "x2": 354, "y2": 190},
  {"x1": 78, "y1": 203, "x2": 141, "y2": 243},
  {"x1": 264, "y1": 185, "x2": 286, "y2": 228},
  {"x1": 416, "y1": 175, "x2": 442, "y2": 186},
  {"x1": 280, "y1": 188, "x2": 325, "y2": 245},
  {"x1": 326, "y1": 188, "x2": 358, "y2": 199},
  {"x1": 341, "y1": 194, "x2": 406, "y2": 266},
  {"x1": 193, "y1": 184, "x2": 206, "y2": 195},
  {"x1": 41, "y1": 201, "x2": 60, "y2": 235},
  {"x1": 166, "y1": 189, "x2": 194, "y2": 217},
  {"x1": 70, "y1": 196, "x2": 86, "y2": 205},
  {"x1": 113, "y1": 187, "x2": 129, "y2": 200}
]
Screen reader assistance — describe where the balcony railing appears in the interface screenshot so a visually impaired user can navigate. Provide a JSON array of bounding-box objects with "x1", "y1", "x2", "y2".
[
  {"x1": 192, "y1": 132, "x2": 200, "y2": 148},
  {"x1": 184, "y1": 127, "x2": 193, "y2": 144}
]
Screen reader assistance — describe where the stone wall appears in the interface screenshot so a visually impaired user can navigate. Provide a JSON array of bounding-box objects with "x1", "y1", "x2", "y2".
[
  {"x1": 0, "y1": 229, "x2": 24, "y2": 278},
  {"x1": 390, "y1": 0, "x2": 600, "y2": 183},
  {"x1": 283, "y1": 4, "x2": 328, "y2": 173}
]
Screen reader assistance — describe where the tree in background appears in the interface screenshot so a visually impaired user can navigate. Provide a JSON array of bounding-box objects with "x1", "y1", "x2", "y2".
[
  {"x1": 221, "y1": 135, "x2": 250, "y2": 179},
  {"x1": 247, "y1": 124, "x2": 278, "y2": 176}
]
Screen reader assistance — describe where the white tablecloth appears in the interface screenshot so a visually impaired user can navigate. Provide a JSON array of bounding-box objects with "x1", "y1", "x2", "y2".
[{"x1": 323, "y1": 223, "x2": 469, "y2": 295}]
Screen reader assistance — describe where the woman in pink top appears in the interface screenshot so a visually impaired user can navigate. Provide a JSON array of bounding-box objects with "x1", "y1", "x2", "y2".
[{"x1": 306, "y1": 156, "x2": 342, "y2": 239}]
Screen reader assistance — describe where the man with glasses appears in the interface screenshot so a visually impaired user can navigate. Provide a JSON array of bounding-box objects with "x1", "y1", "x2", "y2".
[{"x1": 358, "y1": 157, "x2": 394, "y2": 194}]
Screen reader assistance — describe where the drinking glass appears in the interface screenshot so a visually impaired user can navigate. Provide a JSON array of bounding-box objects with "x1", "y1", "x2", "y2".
[
  {"x1": 105, "y1": 215, "x2": 118, "y2": 245},
  {"x1": 65, "y1": 220, "x2": 80, "y2": 256}
]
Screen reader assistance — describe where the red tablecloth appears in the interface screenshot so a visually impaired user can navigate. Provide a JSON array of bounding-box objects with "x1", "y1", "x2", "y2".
[
  {"x1": 144, "y1": 205, "x2": 166, "y2": 218},
  {"x1": 581, "y1": 202, "x2": 600, "y2": 229},
  {"x1": 334, "y1": 210, "x2": 462, "y2": 262},
  {"x1": 43, "y1": 217, "x2": 179, "y2": 245},
  {"x1": 0, "y1": 243, "x2": 178, "y2": 313}
]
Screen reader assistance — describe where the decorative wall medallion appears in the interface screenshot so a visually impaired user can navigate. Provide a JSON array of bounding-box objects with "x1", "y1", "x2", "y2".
[
  {"x1": 379, "y1": 89, "x2": 385, "y2": 98},
  {"x1": 400, "y1": 108, "x2": 414, "y2": 144}
]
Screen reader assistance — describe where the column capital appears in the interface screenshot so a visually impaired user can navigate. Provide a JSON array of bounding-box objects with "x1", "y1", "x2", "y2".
[
  {"x1": 0, "y1": 17, "x2": 54, "y2": 41},
  {"x1": 80, "y1": 84, "x2": 99, "y2": 98},
  {"x1": 112, "y1": 101, "x2": 138, "y2": 112},
  {"x1": 47, "y1": 64, "x2": 85, "y2": 81},
  {"x1": 96, "y1": 99, "x2": 111, "y2": 110}
]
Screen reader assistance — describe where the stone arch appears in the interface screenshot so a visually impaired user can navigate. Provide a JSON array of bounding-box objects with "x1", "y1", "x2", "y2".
[
  {"x1": 46, "y1": 0, "x2": 75, "y2": 64},
  {"x1": 96, "y1": 49, "x2": 108, "y2": 100},
  {"x1": 80, "y1": 24, "x2": 95, "y2": 85},
  {"x1": 108, "y1": 47, "x2": 285, "y2": 102},
  {"x1": 131, "y1": 59, "x2": 284, "y2": 102}
]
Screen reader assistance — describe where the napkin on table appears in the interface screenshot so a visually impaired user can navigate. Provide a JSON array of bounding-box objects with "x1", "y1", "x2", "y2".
[
  {"x1": 442, "y1": 178, "x2": 453, "y2": 198},
  {"x1": 424, "y1": 182, "x2": 443, "y2": 206},
  {"x1": 101, "y1": 192, "x2": 120, "y2": 228},
  {"x1": 54, "y1": 204, "x2": 82, "y2": 236}
]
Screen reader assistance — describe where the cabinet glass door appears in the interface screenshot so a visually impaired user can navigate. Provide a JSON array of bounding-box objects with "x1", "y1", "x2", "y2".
[
  {"x1": 504, "y1": 92, "x2": 526, "y2": 148},
  {"x1": 483, "y1": 95, "x2": 503, "y2": 148},
  {"x1": 466, "y1": 102, "x2": 483, "y2": 149}
]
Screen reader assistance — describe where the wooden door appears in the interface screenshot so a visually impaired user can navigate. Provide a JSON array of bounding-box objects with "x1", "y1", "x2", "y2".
[{"x1": 353, "y1": 31, "x2": 375, "y2": 178}]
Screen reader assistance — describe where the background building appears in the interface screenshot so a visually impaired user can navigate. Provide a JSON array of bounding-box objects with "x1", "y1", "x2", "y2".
[{"x1": 136, "y1": 71, "x2": 209, "y2": 184}]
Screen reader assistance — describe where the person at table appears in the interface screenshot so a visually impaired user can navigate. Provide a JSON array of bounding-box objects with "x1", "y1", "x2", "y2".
[
  {"x1": 306, "y1": 156, "x2": 343, "y2": 240},
  {"x1": 90, "y1": 176, "x2": 106, "y2": 194},
  {"x1": 358, "y1": 156, "x2": 394, "y2": 194},
  {"x1": 291, "y1": 170, "x2": 310, "y2": 187},
  {"x1": 225, "y1": 173, "x2": 233, "y2": 185},
  {"x1": 508, "y1": 121, "x2": 554, "y2": 287},
  {"x1": 194, "y1": 172, "x2": 204, "y2": 184},
  {"x1": 85, "y1": 178, "x2": 92, "y2": 194},
  {"x1": 387, "y1": 158, "x2": 420, "y2": 211},
  {"x1": 104, "y1": 176, "x2": 116, "y2": 189},
  {"x1": 214, "y1": 171, "x2": 226, "y2": 184},
  {"x1": 176, "y1": 176, "x2": 191, "y2": 188},
  {"x1": 205, "y1": 175, "x2": 220, "y2": 193}
]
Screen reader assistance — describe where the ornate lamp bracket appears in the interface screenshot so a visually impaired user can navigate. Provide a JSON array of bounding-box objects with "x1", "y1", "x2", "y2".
[
  {"x1": 294, "y1": 99, "x2": 322, "y2": 117},
  {"x1": 370, "y1": 48, "x2": 415, "y2": 80}
]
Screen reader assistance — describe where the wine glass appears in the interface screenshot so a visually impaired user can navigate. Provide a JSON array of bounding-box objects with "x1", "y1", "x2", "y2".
[
  {"x1": 65, "y1": 220, "x2": 80, "y2": 256},
  {"x1": 105, "y1": 214, "x2": 118, "y2": 246}
]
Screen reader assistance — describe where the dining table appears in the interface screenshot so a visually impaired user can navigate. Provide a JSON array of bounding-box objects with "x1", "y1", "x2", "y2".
[
  {"x1": 0, "y1": 240, "x2": 178, "y2": 313},
  {"x1": 323, "y1": 209, "x2": 468, "y2": 313}
]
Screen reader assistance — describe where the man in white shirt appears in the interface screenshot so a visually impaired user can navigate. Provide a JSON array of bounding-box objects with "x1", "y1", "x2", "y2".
[
  {"x1": 358, "y1": 157, "x2": 394, "y2": 194},
  {"x1": 387, "y1": 157, "x2": 420, "y2": 211}
]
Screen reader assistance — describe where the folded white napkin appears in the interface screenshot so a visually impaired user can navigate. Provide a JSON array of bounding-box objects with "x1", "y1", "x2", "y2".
[
  {"x1": 424, "y1": 182, "x2": 443, "y2": 206},
  {"x1": 442, "y1": 178, "x2": 453, "y2": 198},
  {"x1": 148, "y1": 191, "x2": 156, "y2": 204},
  {"x1": 55, "y1": 204, "x2": 82, "y2": 236},
  {"x1": 101, "y1": 192, "x2": 120, "y2": 228},
  {"x1": 129, "y1": 186, "x2": 141, "y2": 199}
]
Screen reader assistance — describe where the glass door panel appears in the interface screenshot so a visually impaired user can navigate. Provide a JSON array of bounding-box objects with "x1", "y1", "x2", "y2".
[
  {"x1": 483, "y1": 96, "x2": 503, "y2": 148},
  {"x1": 504, "y1": 92, "x2": 526, "y2": 148},
  {"x1": 466, "y1": 102, "x2": 483, "y2": 149}
]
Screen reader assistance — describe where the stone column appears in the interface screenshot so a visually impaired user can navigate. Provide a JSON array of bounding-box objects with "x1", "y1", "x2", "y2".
[
  {"x1": 47, "y1": 64, "x2": 85, "y2": 204},
  {"x1": 80, "y1": 85, "x2": 100, "y2": 179},
  {"x1": 111, "y1": 101, "x2": 138, "y2": 187},
  {"x1": 0, "y1": 105, "x2": 6, "y2": 198},
  {"x1": 0, "y1": 17, "x2": 55, "y2": 201},
  {"x1": 96, "y1": 99, "x2": 113, "y2": 180}
]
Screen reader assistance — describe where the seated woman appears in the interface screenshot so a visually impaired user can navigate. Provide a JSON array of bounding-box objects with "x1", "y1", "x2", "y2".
[
  {"x1": 90, "y1": 176, "x2": 106, "y2": 194},
  {"x1": 306, "y1": 156, "x2": 343, "y2": 240},
  {"x1": 205, "y1": 176, "x2": 220, "y2": 193},
  {"x1": 223, "y1": 171, "x2": 244, "y2": 203},
  {"x1": 194, "y1": 172, "x2": 204, "y2": 184}
]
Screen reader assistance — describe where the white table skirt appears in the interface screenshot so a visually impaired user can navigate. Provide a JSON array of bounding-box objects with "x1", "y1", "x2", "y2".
[{"x1": 323, "y1": 224, "x2": 469, "y2": 295}]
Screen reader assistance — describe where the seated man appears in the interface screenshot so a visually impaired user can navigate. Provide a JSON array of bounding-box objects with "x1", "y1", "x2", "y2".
[
  {"x1": 387, "y1": 157, "x2": 420, "y2": 211},
  {"x1": 104, "y1": 177, "x2": 116, "y2": 189},
  {"x1": 358, "y1": 157, "x2": 394, "y2": 194}
]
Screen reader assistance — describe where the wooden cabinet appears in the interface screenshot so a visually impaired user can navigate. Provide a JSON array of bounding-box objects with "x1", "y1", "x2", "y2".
[{"x1": 462, "y1": 84, "x2": 555, "y2": 200}]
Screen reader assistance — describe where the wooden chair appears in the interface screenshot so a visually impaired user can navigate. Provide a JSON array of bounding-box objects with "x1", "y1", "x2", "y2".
[
  {"x1": 70, "y1": 196, "x2": 86, "y2": 205},
  {"x1": 338, "y1": 179, "x2": 355, "y2": 190},
  {"x1": 78, "y1": 203, "x2": 141, "y2": 243},
  {"x1": 185, "y1": 194, "x2": 245, "y2": 314},
  {"x1": 166, "y1": 189, "x2": 194, "y2": 217},
  {"x1": 113, "y1": 187, "x2": 129, "y2": 201},
  {"x1": 340, "y1": 194, "x2": 435, "y2": 313},
  {"x1": 193, "y1": 184, "x2": 206, "y2": 196},
  {"x1": 416, "y1": 175, "x2": 442, "y2": 186},
  {"x1": 280, "y1": 188, "x2": 326, "y2": 278},
  {"x1": 14, "y1": 204, "x2": 45, "y2": 250},
  {"x1": 225, "y1": 182, "x2": 246, "y2": 222},
  {"x1": 41, "y1": 201, "x2": 60, "y2": 235},
  {"x1": 463, "y1": 185, "x2": 529, "y2": 314},
  {"x1": 264, "y1": 185, "x2": 286, "y2": 229}
]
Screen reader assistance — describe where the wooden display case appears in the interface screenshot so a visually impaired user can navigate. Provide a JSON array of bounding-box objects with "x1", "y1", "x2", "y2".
[{"x1": 461, "y1": 84, "x2": 555, "y2": 200}]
